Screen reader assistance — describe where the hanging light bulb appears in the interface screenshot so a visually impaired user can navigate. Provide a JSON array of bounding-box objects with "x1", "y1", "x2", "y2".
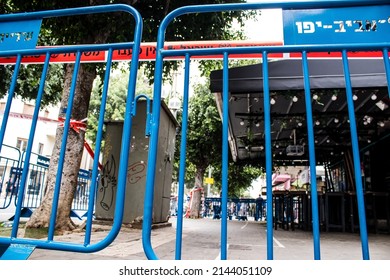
[
  {"x1": 315, "y1": 120, "x2": 320, "y2": 126},
  {"x1": 353, "y1": 95, "x2": 358, "y2": 101},
  {"x1": 334, "y1": 118, "x2": 339, "y2": 123},
  {"x1": 313, "y1": 94, "x2": 318, "y2": 100},
  {"x1": 331, "y1": 94, "x2": 337, "y2": 101},
  {"x1": 292, "y1": 96, "x2": 298, "y2": 102},
  {"x1": 270, "y1": 98, "x2": 276, "y2": 105},
  {"x1": 371, "y1": 93, "x2": 377, "y2": 100},
  {"x1": 240, "y1": 120, "x2": 245, "y2": 126}
]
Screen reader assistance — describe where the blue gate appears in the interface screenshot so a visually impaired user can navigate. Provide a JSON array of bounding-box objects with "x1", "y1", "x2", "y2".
[
  {"x1": 143, "y1": 0, "x2": 390, "y2": 260},
  {"x1": 0, "y1": 4, "x2": 142, "y2": 259}
]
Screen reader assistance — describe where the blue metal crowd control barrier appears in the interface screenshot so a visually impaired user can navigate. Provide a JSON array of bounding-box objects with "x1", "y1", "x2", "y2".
[
  {"x1": 0, "y1": 4, "x2": 142, "y2": 259},
  {"x1": 143, "y1": 0, "x2": 390, "y2": 260},
  {"x1": 0, "y1": 144, "x2": 21, "y2": 209}
]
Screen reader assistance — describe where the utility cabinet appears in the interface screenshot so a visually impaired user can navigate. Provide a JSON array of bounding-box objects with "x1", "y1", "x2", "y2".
[{"x1": 95, "y1": 100, "x2": 177, "y2": 225}]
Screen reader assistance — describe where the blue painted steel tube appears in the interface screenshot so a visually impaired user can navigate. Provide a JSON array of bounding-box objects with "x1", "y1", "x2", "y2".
[
  {"x1": 382, "y1": 49, "x2": 390, "y2": 97},
  {"x1": 341, "y1": 50, "x2": 370, "y2": 260},
  {"x1": 107, "y1": 7, "x2": 143, "y2": 250},
  {"x1": 0, "y1": 55, "x2": 22, "y2": 151},
  {"x1": 175, "y1": 54, "x2": 191, "y2": 260},
  {"x1": 302, "y1": 52, "x2": 321, "y2": 260},
  {"x1": 11, "y1": 53, "x2": 51, "y2": 238},
  {"x1": 48, "y1": 51, "x2": 82, "y2": 241},
  {"x1": 262, "y1": 52, "x2": 274, "y2": 260},
  {"x1": 220, "y1": 52, "x2": 230, "y2": 260},
  {"x1": 142, "y1": 18, "x2": 165, "y2": 261},
  {"x1": 84, "y1": 48, "x2": 113, "y2": 246}
]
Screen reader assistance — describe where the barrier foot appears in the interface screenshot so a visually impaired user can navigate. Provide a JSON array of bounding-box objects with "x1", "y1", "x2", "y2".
[
  {"x1": 70, "y1": 210, "x2": 82, "y2": 220},
  {"x1": 0, "y1": 244, "x2": 36, "y2": 260},
  {"x1": 8, "y1": 208, "x2": 34, "y2": 221}
]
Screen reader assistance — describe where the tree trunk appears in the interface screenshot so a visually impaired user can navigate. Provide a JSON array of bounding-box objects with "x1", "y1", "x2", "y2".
[
  {"x1": 26, "y1": 64, "x2": 96, "y2": 231},
  {"x1": 188, "y1": 167, "x2": 205, "y2": 219}
]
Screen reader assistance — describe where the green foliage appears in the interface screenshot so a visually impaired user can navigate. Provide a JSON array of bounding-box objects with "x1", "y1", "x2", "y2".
[
  {"x1": 173, "y1": 81, "x2": 263, "y2": 195},
  {"x1": 0, "y1": 64, "x2": 64, "y2": 108},
  {"x1": 213, "y1": 162, "x2": 263, "y2": 198}
]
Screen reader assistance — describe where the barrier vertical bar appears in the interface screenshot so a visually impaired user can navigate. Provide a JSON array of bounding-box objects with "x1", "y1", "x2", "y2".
[
  {"x1": 175, "y1": 53, "x2": 191, "y2": 260},
  {"x1": 48, "y1": 51, "x2": 82, "y2": 241},
  {"x1": 142, "y1": 13, "x2": 165, "y2": 259},
  {"x1": 342, "y1": 50, "x2": 370, "y2": 260},
  {"x1": 302, "y1": 51, "x2": 321, "y2": 260},
  {"x1": 84, "y1": 47, "x2": 113, "y2": 245},
  {"x1": 220, "y1": 52, "x2": 229, "y2": 260},
  {"x1": 262, "y1": 51, "x2": 273, "y2": 260},
  {"x1": 11, "y1": 53, "x2": 51, "y2": 238}
]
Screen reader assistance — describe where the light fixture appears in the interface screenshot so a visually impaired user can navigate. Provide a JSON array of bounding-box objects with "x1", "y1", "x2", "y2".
[
  {"x1": 331, "y1": 94, "x2": 337, "y2": 101},
  {"x1": 315, "y1": 120, "x2": 320, "y2": 126},
  {"x1": 353, "y1": 94, "x2": 358, "y2": 101},
  {"x1": 376, "y1": 100, "x2": 388, "y2": 111},
  {"x1": 292, "y1": 96, "x2": 298, "y2": 102},
  {"x1": 270, "y1": 98, "x2": 276, "y2": 105},
  {"x1": 334, "y1": 118, "x2": 339, "y2": 123},
  {"x1": 240, "y1": 120, "x2": 245, "y2": 126},
  {"x1": 371, "y1": 93, "x2": 377, "y2": 100},
  {"x1": 255, "y1": 122, "x2": 260, "y2": 127},
  {"x1": 313, "y1": 94, "x2": 318, "y2": 100},
  {"x1": 378, "y1": 121, "x2": 385, "y2": 127},
  {"x1": 298, "y1": 122, "x2": 303, "y2": 126}
]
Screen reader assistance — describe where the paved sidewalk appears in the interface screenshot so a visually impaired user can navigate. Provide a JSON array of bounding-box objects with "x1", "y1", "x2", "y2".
[{"x1": 28, "y1": 222, "x2": 175, "y2": 260}]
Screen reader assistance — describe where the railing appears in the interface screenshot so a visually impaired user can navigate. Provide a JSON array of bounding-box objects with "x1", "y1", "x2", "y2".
[
  {"x1": 143, "y1": 0, "x2": 390, "y2": 260},
  {"x1": 0, "y1": 4, "x2": 142, "y2": 258}
]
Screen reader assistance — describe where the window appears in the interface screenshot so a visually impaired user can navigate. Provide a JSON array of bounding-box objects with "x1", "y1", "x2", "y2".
[
  {"x1": 16, "y1": 138, "x2": 28, "y2": 152},
  {"x1": 0, "y1": 102, "x2": 6, "y2": 112},
  {"x1": 38, "y1": 143, "x2": 44, "y2": 155}
]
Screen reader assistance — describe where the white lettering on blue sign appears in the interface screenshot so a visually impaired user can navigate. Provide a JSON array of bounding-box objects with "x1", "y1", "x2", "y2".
[{"x1": 283, "y1": 5, "x2": 390, "y2": 45}]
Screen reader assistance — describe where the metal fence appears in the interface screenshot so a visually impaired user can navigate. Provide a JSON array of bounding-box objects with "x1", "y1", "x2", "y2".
[
  {"x1": 0, "y1": 146, "x2": 92, "y2": 219},
  {"x1": 143, "y1": 0, "x2": 390, "y2": 260},
  {"x1": 0, "y1": 4, "x2": 142, "y2": 259}
]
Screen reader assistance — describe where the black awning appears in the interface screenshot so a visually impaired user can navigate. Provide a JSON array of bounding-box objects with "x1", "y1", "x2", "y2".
[
  {"x1": 210, "y1": 58, "x2": 390, "y2": 165},
  {"x1": 210, "y1": 58, "x2": 388, "y2": 93}
]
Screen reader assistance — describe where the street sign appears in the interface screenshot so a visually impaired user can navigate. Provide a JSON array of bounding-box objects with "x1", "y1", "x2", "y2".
[
  {"x1": 205, "y1": 177, "x2": 214, "y2": 184},
  {"x1": 283, "y1": 5, "x2": 390, "y2": 45}
]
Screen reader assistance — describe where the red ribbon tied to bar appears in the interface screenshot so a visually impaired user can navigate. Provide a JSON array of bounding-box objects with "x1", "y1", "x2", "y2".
[
  {"x1": 58, "y1": 117, "x2": 103, "y2": 170},
  {"x1": 58, "y1": 117, "x2": 87, "y2": 133}
]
